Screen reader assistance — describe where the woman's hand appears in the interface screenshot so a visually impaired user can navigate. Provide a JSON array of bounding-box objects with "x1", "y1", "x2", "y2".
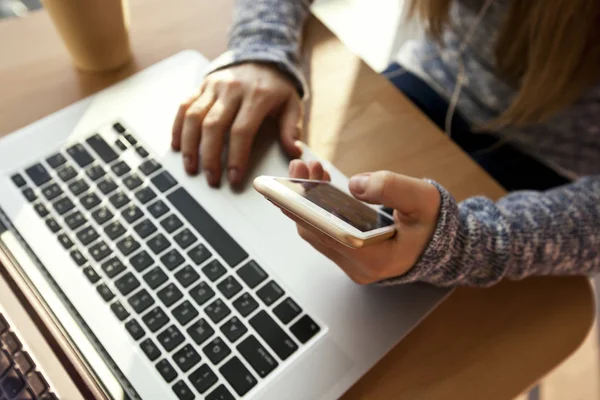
[
  {"x1": 283, "y1": 160, "x2": 442, "y2": 284},
  {"x1": 172, "y1": 62, "x2": 303, "y2": 187}
]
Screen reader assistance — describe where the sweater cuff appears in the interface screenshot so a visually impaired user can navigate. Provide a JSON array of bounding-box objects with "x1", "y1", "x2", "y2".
[
  {"x1": 206, "y1": 48, "x2": 309, "y2": 100},
  {"x1": 376, "y1": 180, "x2": 461, "y2": 286}
]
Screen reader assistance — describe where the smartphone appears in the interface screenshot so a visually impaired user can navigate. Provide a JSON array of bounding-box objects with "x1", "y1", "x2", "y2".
[{"x1": 253, "y1": 176, "x2": 396, "y2": 248}]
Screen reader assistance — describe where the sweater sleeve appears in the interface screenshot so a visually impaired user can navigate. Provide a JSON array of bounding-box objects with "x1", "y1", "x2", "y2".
[
  {"x1": 381, "y1": 176, "x2": 600, "y2": 287},
  {"x1": 207, "y1": 0, "x2": 313, "y2": 98}
]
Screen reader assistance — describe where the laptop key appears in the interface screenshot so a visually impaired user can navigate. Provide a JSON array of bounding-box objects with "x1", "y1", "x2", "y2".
[
  {"x1": 256, "y1": 281, "x2": 284, "y2": 306},
  {"x1": 232, "y1": 293, "x2": 258, "y2": 318},
  {"x1": 202, "y1": 260, "x2": 226, "y2": 282},
  {"x1": 143, "y1": 266, "x2": 168, "y2": 289},
  {"x1": 70, "y1": 249, "x2": 87, "y2": 266},
  {"x1": 111, "y1": 160, "x2": 131, "y2": 177},
  {"x1": 109, "y1": 191, "x2": 130, "y2": 209},
  {"x1": 97, "y1": 283, "x2": 115, "y2": 302},
  {"x1": 76, "y1": 225, "x2": 99, "y2": 246},
  {"x1": 90, "y1": 241, "x2": 111, "y2": 262},
  {"x1": 134, "y1": 219, "x2": 157, "y2": 239},
  {"x1": 123, "y1": 133, "x2": 137, "y2": 146},
  {"x1": 174, "y1": 228, "x2": 197, "y2": 249},
  {"x1": 142, "y1": 307, "x2": 170, "y2": 333},
  {"x1": 46, "y1": 153, "x2": 67, "y2": 169},
  {"x1": 167, "y1": 188, "x2": 248, "y2": 268},
  {"x1": 173, "y1": 345, "x2": 201, "y2": 373},
  {"x1": 57, "y1": 233, "x2": 74, "y2": 250},
  {"x1": 123, "y1": 173, "x2": 143, "y2": 191},
  {"x1": 86, "y1": 164, "x2": 106, "y2": 181},
  {"x1": 67, "y1": 144, "x2": 94, "y2": 167},
  {"x1": 160, "y1": 249, "x2": 184, "y2": 271},
  {"x1": 81, "y1": 192, "x2": 101, "y2": 210},
  {"x1": 219, "y1": 357, "x2": 257, "y2": 396},
  {"x1": 273, "y1": 298, "x2": 302, "y2": 324},
  {"x1": 67, "y1": 178, "x2": 89, "y2": 196},
  {"x1": 117, "y1": 235, "x2": 140, "y2": 256},
  {"x1": 27, "y1": 370, "x2": 48, "y2": 396},
  {"x1": 187, "y1": 318, "x2": 214, "y2": 346},
  {"x1": 3, "y1": 367, "x2": 26, "y2": 397},
  {"x1": 42, "y1": 183, "x2": 63, "y2": 200},
  {"x1": 135, "y1": 186, "x2": 157, "y2": 204},
  {"x1": 290, "y1": 315, "x2": 320, "y2": 344},
  {"x1": 33, "y1": 203, "x2": 49, "y2": 218},
  {"x1": 83, "y1": 266, "x2": 101, "y2": 284},
  {"x1": 148, "y1": 200, "x2": 168, "y2": 218},
  {"x1": 115, "y1": 272, "x2": 140, "y2": 296},
  {"x1": 207, "y1": 385, "x2": 235, "y2": 400},
  {"x1": 250, "y1": 311, "x2": 298, "y2": 360},
  {"x1": 135, "y1": 146, "x2": 149, "y2": 158},
  {"x1": 152, "y1": 171, "x2": 177, "y2": 193},
  {"x1": 1, "y1": 331, "x2": 21, "y2": 353},
  {"x1": 53, "y1": 196, "x2": 74, "y2": 215},
  {"x1": 0, "y1": 314, "x2": 8, "y2": 333},
  {"x1": 129, "y1": 289, "x2": 155, "y2": 314},
  {"x1": 113, "y1": 122, "x2": 126, "y2": 134},
  {"x1": 125, "y1": 319, "x2": 145, "y2": 340},
  {"x1": 205, "y1": 299, "x2": 230, "y2": 324},
  {"x1": 175, "y1": 265, "x2": 199, "y2": 288},
  {"x1": 188, "y1": 244, "x2": 211, "y2": 266},
  {"x1": 111, "y1": 301, "x2": 130, "y2": 321},
  {"x1": 158, "y1": 283, "x2": 183, "y2": 308},
  {"x1": 220, "y1": 317, "x2": 247, "y2": 343},
  {"x1": 140, "y1": 338, "x2": 161, "y2": 361},
  {"x1": 189, "y1": 282, "x2": 215, "y2": 306},
  {"x1": 189, "y1": 364, "x2": 218, "y2": 394},
  {"x1": 115, "y1": 138, "x2": 128, "y2": 152},
  {"x1": 102, "y1": 257, "x2": 126, "y2": 279},
  {"x1": 25, "y1": 163, "x2": 51, "y2": 187},
  {"x1": 14, "y1": 351, "x2": 34, "y2": 375},
  {"x1": 203, "y1": 337, "x2": 231, "y2": 365},
  {"x1": 122, "y1": 204, "x2": 143, "y2": 224},
  {"x1": 22, "y1": 187, "x2": 37, "y2": 202},
  {"x1": 172, "y1": 300, "x2": 199, "y2": 326},
  {"x1": 11, "y1": 173, "x2": 26, "y2": 188},
  {"x1": 0, "y1": 350, "x2": 10, "y2": 376},
  {"x1": 130, "y1": 250, "x2": 153, "y2": 272},
  {"x1": 217, "y1": 276, "x2": 242, "y2": 299},
  {"x1": 148, "y1": 233, "x2": 170, "y2": 255},
  {"x1": 104, "y1": 221, "x2": 126, "y2": 240},
  {"x1": 97, "y1": 178, "x2": 117, "y2": 195},
  {"x1": 156, "y1": 359, "x2": 178, "y2": 383},
  {"x1": 65, "y1": 210, "x2": 86, "y2": 230},
  {"x1": 172, "y1": 381, "x2": 194, "y2": 400},
  {"x1": 161, "y1": 214, "x2": 183, "y2": 233},
  {"x1": 57, "y1": 164, "x2": 77, "y2": 182},
  {"x1": 157, "y1": 325, "x2": 184, "y2": 352},
  {"x1": 139, "y1": 159, "x2": 162, "y2": 176},
  {"x1": 237, "y1": 261, "x2": 268, "y2": 289},
  {"x1": 86, "y1": 134, "x2": 118, "y2": 164},
  {"x1": 237, "y1": 335, "x2": 278, "y2": 378}
]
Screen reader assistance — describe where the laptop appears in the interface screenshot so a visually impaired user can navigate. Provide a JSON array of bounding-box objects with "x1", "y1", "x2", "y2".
[{"x1": 0, "y1": 50, "x2": 450, "y2": 400}]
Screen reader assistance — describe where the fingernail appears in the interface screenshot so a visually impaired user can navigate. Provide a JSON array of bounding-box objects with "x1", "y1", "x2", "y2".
[
  {"x1": 205, "y1": 169, "x2": 214, "y2": 184},
  {"x1": 228, "y1": 168, "x2": 240, "y2": 184},
  {"x1": 349, "y1": 174, "x2": 370, "y2": 195},
  {"x1": 184, "y1": 155, "x2": 195, "y2": 174}
]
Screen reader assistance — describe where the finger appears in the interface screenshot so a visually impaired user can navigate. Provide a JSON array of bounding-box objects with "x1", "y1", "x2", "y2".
[
  {"x1": 226, "y1": 99, "x2": 272, "y2": 185},
  {"x1": 307, "y1": 161, "x2": 326, "y2": 181},
  {"x1": 289, "y1": 159, "x2": 309, "y2": 179},
  {"x1": 279, "y1": 96, "x2": 303, "y2": 157},
  {"x1": 200, "y1": 95, "x2": 242, "y2": 186},
  {"x1": 181, "y1": 90, "x2": 216, "y2": 175},
  {"x1": 172, "y1": 90, "x2": 200, "y2": 151}
]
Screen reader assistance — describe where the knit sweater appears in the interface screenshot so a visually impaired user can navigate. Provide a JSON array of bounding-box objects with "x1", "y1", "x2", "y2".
[{"x1": 207, "y1": 0, "x2": 600, "y2": 287}]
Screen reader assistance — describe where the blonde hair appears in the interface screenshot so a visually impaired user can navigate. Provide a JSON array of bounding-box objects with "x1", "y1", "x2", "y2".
[{"x1": 407, "y1": 0, "x2": 600, "y2": 129}]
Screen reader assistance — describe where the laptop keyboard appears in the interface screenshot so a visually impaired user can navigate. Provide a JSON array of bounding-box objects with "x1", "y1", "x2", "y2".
[
  {"x1": 9, "y1": 122, "x2": 321, "y2": 399},
  {"x1": 0, "y1": 314, "x2": 58, "y2": 400}
]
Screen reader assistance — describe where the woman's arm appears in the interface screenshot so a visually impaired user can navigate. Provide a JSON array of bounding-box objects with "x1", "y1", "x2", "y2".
[
  {"x1": 385, "y1": 176, "x2": 600, "y2": 287},
  {"x1": 209, "y1": 0, "x2": 314, "y2": 97}
]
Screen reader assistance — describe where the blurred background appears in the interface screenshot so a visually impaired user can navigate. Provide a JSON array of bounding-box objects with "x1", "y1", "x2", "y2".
[{"x1": 1, "y1": 0, "x2": 598, "y2": 399}]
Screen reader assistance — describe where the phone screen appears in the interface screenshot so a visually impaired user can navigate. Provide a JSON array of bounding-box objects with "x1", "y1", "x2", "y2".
[{"x1": 275, "y1": 178, "x2": 394, "y2": 232}]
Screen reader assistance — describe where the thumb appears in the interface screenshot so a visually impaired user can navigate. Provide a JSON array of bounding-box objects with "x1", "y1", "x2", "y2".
[
  {"x1": 349, "y1": 171, "x2": 439, "y2": 217},
  {"x1": 279, "y1": 97, "x2": 303, "y2": 158}
]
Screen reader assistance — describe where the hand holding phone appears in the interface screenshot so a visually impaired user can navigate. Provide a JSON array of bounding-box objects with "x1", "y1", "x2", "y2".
[{"x1": 254, "y1": 160, "x2": 442, "y2": 285}]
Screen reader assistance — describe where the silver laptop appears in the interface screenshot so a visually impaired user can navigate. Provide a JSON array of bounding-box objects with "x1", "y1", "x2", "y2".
[{"x1": 0, "y1": 50, "x2": 450, "y2": 400}]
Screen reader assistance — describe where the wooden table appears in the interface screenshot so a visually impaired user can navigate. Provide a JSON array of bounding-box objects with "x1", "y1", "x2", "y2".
[{"x1": 0, "y1": 1, "x2": 595, "y2": 399}]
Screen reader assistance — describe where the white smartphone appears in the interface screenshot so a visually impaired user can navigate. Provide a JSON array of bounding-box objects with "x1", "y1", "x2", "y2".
[{"x1": 253, "y1": 176, "x2": 396, "y2": 248}]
